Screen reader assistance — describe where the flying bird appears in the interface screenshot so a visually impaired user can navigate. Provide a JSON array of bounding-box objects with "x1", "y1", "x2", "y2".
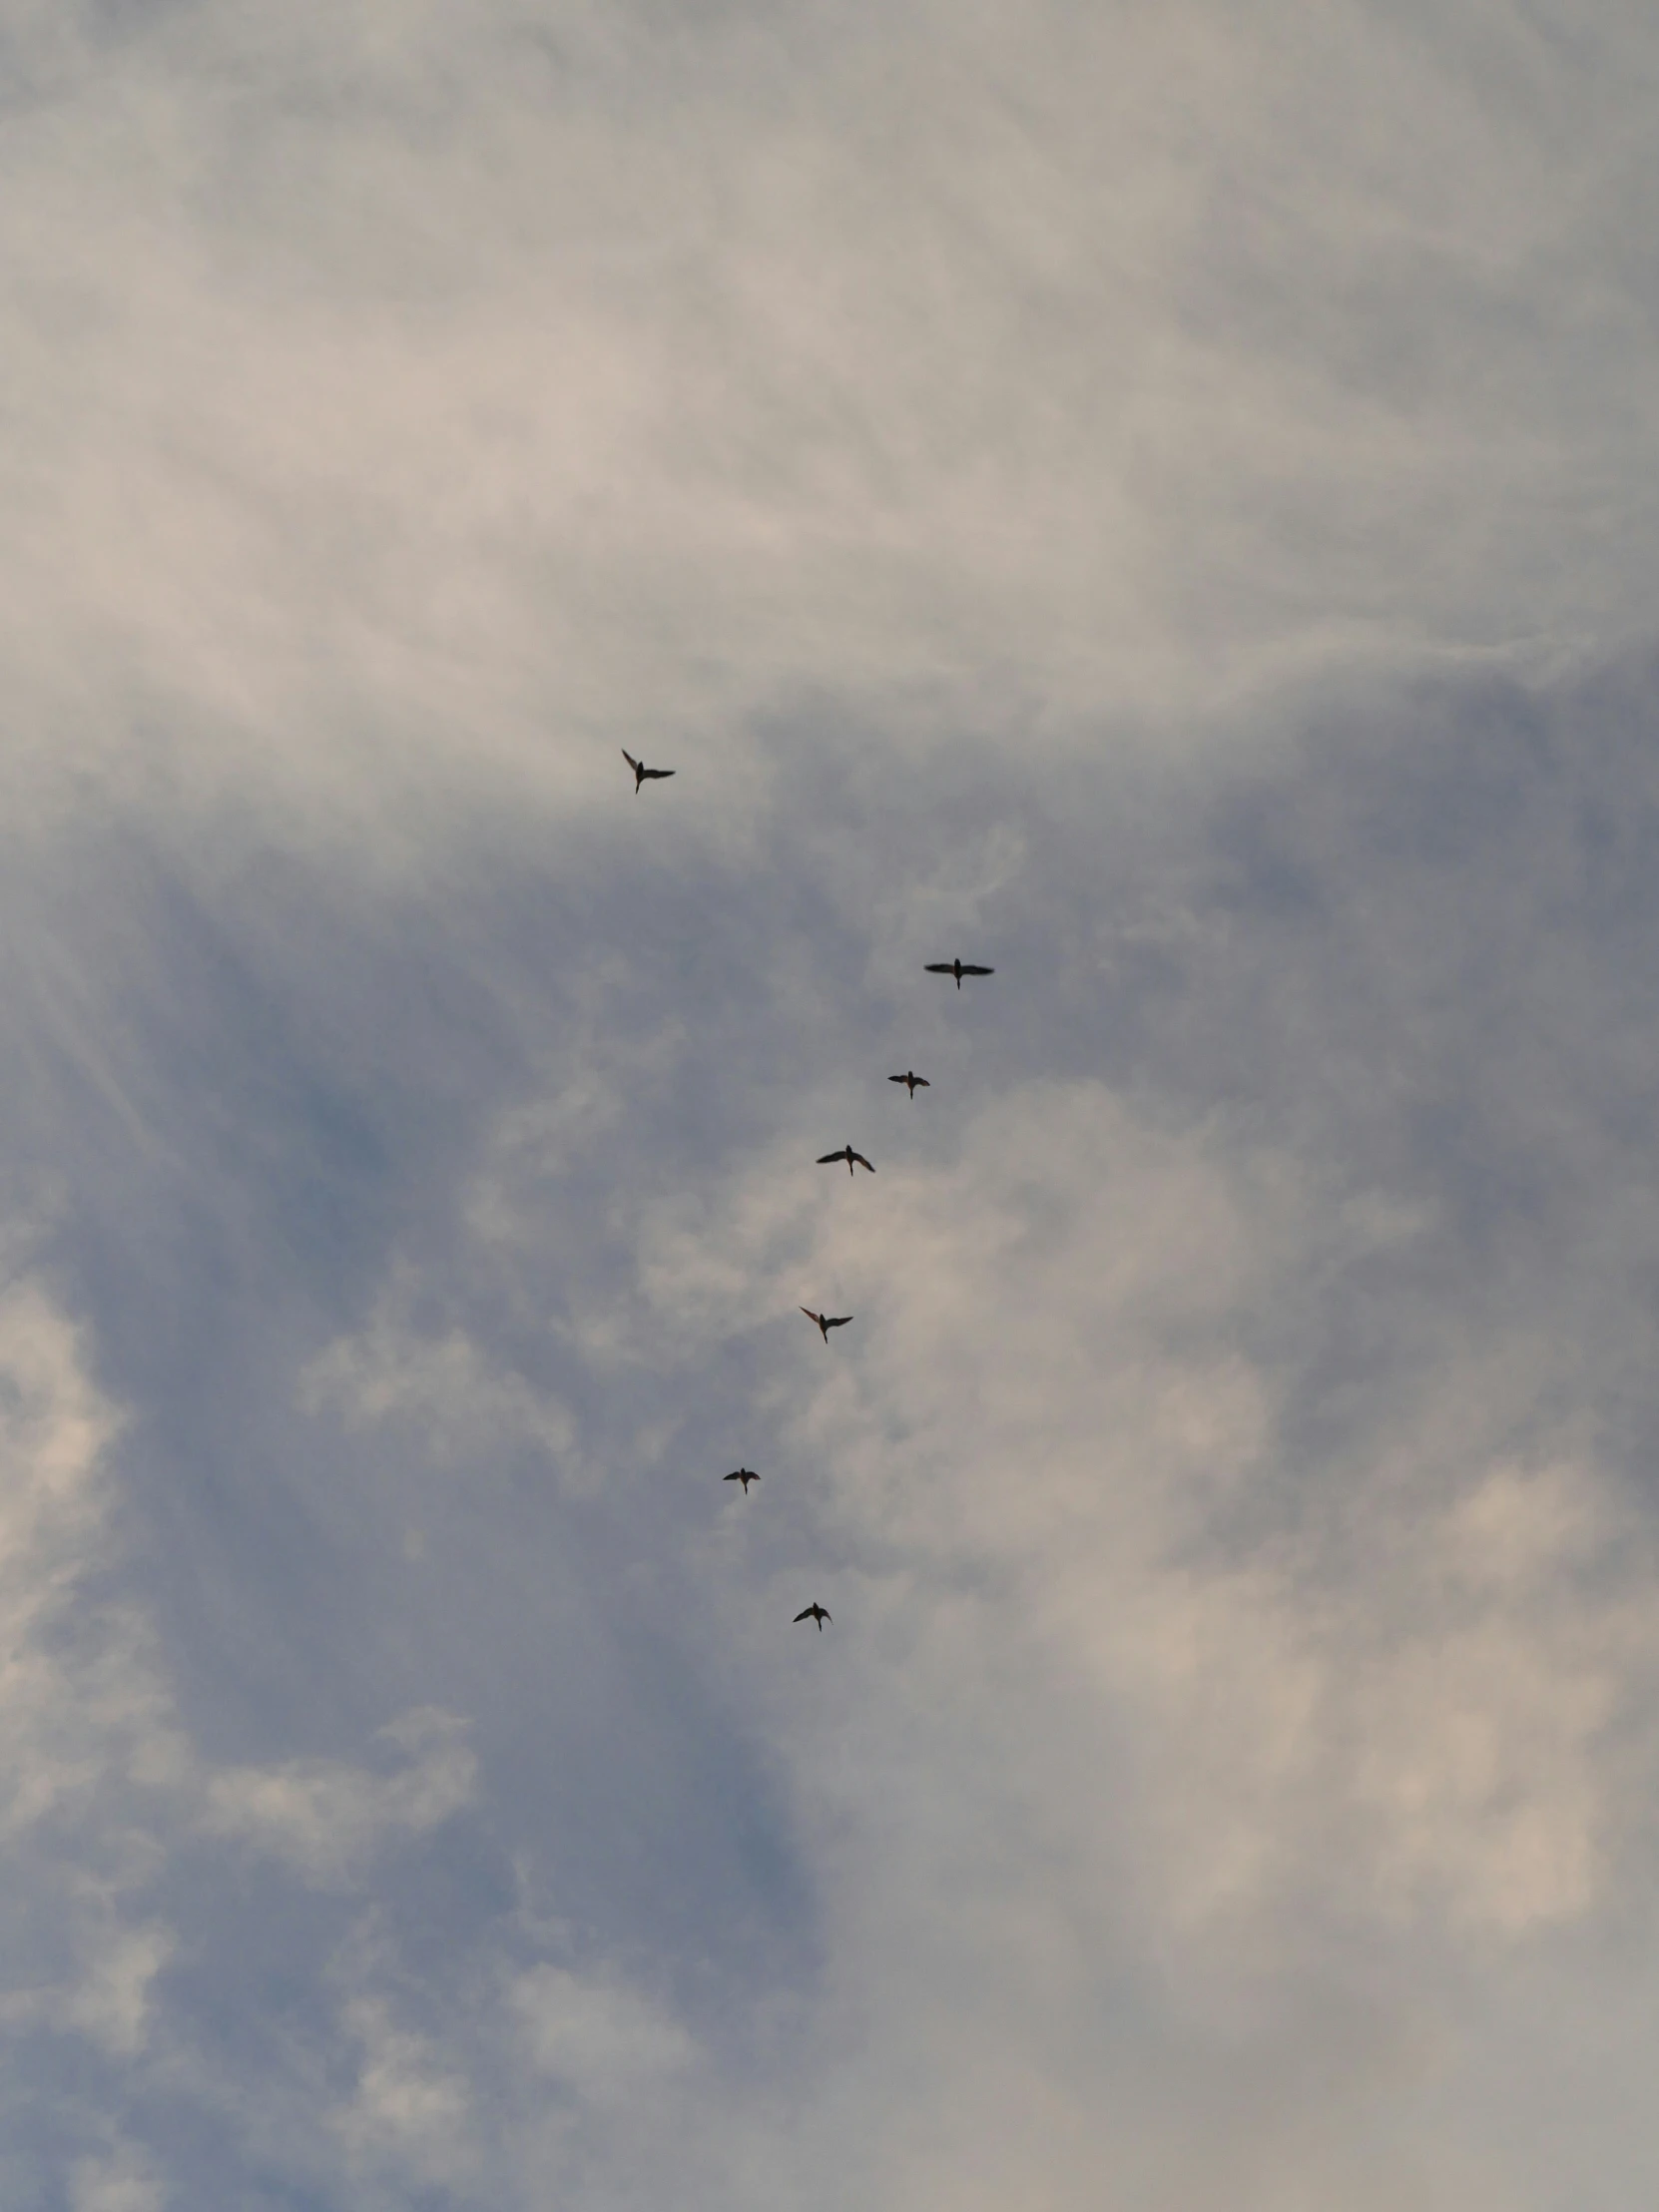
[
  {"x1": 621, "y1": 748, "x2": 676, "y2": 793},
  {"x1": 925, "y1": 958, "x2": 994, "y2": 989},
  {"x1": 818, "y1": 1144, "x2": 874, "y2": 1176},
  {"x1": 794, "y1": 1602, "x2": 831, "y2": 1630},
  {"x1": 888, "y1": 1070, "x2": 930, "y2": 1097},
  {"x1": 724, "y1": 1467, "x2": 759, "y2": 1492},
  {"x1": 801, "y1": 1308, "x2": 854, "y2": 1341}
]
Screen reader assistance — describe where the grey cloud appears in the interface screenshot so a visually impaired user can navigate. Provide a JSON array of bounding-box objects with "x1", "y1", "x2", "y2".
[
  {"x1": 4, "y1": 0, "x2": 1659, "y2": 861},
  {"x1": 6, "y1": 0, "x2": 1659, "y2": 2204}
]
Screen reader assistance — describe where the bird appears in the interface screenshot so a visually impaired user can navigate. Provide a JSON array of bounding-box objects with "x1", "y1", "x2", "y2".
[
  {"x1": 621, "y1": 748, "x2": 675, "y2": 793},
  {"x1": 801, "y1": 1308, "x2": 854, "y2": 1341},
  {"x1": 724, "y1": 1467, "x2": 759, "y2": 1492},
  {"x1": 888, "y1": 1070, "x2": 930, "y2": 1097},
  {"x1": 817, "y1": 1144, "x2": 874, "y2": 1176},
  {"x1": 795, "y1": 1602, "x2": 831, "y2": 1630},
  {"x1": 925, "y1": 958, "x2": 994, "y2": 989}
]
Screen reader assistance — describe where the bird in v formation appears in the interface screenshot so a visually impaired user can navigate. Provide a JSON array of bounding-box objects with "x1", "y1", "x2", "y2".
[
  {"x1": 621, "y1": 748, "x2": 675, "y2": 792},
  {"x1": 626, "y1": 763, "x2": 997, "y2": 1627},
  {"x1": 926, "y1": 957, "x2": 994, "y2": 988},
  {"x1": 818, "y1": 1144, "x2": 874, "y2": 1176},
  {"x1": 801, "y1": 1308, "x2": 854, "y2": 1342}
]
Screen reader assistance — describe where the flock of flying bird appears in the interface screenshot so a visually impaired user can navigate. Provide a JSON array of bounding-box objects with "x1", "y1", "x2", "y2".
[{"x1": 624, "y1": 749, "x2": 995, "y2": 1633}]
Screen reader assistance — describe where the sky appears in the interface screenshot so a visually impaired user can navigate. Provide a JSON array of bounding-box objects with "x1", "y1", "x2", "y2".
[{"x1": 4, "y1": 1, "x2": 1659, "y2": 2205}]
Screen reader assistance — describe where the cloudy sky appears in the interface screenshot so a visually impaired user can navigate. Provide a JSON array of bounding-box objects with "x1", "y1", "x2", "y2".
[{"x1": 5, "y1": 1, "x2": 1659, "y2": 2204}]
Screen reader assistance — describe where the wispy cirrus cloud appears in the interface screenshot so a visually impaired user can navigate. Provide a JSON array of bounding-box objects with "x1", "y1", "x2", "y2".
[{"x1": 5, "y1": 0, "x2": 1659, "y2": 862}]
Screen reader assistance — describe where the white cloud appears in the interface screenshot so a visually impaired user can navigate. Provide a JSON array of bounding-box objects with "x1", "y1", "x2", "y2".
[
  {"x1": 0, "y1": 1258, "x2": 485, "y2": 2199},
  {"x1": 512, "y1": 1963, "x2": 693, "y2": 2100},
  {"x1": 202, "y1": 1708, "x2": 476, "y2": 1886},
  {"x1": 68, "y1": 2146, "x2": 165, "y2": 2212},
  {"x1": 617, "y1": 1067, "x2": 1659, "y2": 2210},
  {"x1": 301, "y1": 1264, "x2": 578, "y2": 1465},
  {"x1": 713, "y1": 1080, "x2": 1659, "y2": 1944},
  {"x1": 58, "y1": 1921, "x2": 177, "y2": 2058},
  {"x1": 0, "y1": 1910, "x2": 176, "y2": 2060},
  {"x1": 0, "y1": 1279, "x2": 187, "y2": 1838},
  {"x1": 335, "y1": 1993, "x2": 479, "y2": 2196},
  {"x1": 465, "y1": 1076, "x2": 628, "y2": 1251}
]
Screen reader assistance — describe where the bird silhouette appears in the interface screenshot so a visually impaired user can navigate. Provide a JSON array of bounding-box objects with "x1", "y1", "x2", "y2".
[
  {"x1": 925, "y1": 959, "x2": 994, "y2": 989},
  {"x1": 801, "y1": 1308, "x2": 854, "y2": 1341},
  {"x1": 724, "y1": 1467, "x2": 759, "y2": 1492},
  {"x1": 795, "y1": 1602, "x2": 831, "y2": 1630},
  {"x1": 888, "y1": 1070, "x2": 930, "y2": 1097},
  {"x1": 818, "y1": 1145, "x2": 874, "y2": 1176},
  {"x1": 621, "y1": 748, "x2": 676, "y2": 793}
]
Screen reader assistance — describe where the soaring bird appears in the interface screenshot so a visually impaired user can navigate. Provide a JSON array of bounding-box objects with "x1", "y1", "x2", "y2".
[
  {"x1": 888, "y1": 1070, "x2": 930, "y2": 1097},
  {"x1": 795, "y1": 1602, "x2": 831, "y2": 1630},
  {"x1": 724, "y1": 1467, "x2": 759, "y2": 1492},
  {"x1": 801, "y1": 1308, "x2": 854, "y2": 1341},
  {"x1": 818, "y1": 1144, "x2": 874, "y2": 1176},
  {"x1": 621, "y1": 748, "x2": 676, "y2": 793},
  {"x1": 925, "y1": 958, "x2": 994, "y2": 989}
]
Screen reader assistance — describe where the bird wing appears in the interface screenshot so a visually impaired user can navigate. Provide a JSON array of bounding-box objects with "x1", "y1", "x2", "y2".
[
  {"x1": 817, "y1": 1151, "x2": 844, "y2": 1164},
  {"x1": 621, "y1": 749, "x2": 640, "y2": 772},
  {"x1": 887, "y1": 1074, "x2": 906, "y2": 1083},
  {"x1": 723, "y1": 1470, "x2": 741, "y2": 1481},
  {"x1": 914, "y1": 1076, "x2": 930, "y2": 1086},
  {"x1": 826, "y1": 1315, "x2": 853, "y2": 1329},
  {"x1": 962, "y1": 964, "x2": 994, "y2": 975},
  {"x1": 851, "y1": 1153, "x2": 873, "y2": 1171},
  {"x1": 924, "y1": 963, "x2": 953, "y2": 973},
  {"x1": 643, "y1": 767, "x2": 676, "y2": 779},
  {"x1": 800, "y1": 1307, "x2": 822, "y2": 1322},
  {"x1": 794, "y1": 1606, "x2": 816, "y2": 1622}
]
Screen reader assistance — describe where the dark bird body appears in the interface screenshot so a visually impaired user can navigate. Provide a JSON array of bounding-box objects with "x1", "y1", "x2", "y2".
[
  {"x1": 801, "y1": 1308, "x2": 853, "y2": 1342},
  {"x1": 724, "y1": 1467, "x2": 759, "y2": 1492},
  {"x1": 621, "y1": 749, "x2": 676, "y2": 792},
  {"x1": 795, "y1": 1603, "x2": 831, "y2": 1630},
  {"x1": 818, "y1": 1145, "x2": 874, "y2": 1176},
  {"x1": 888, "y1": 1070, "x2": 930, "y2": 1097},
  {"x1": 925, "y1": 958, "x2": 994, "y2": 989}
]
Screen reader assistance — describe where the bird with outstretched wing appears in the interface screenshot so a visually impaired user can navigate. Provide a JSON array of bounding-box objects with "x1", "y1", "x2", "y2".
[
  {"x1": 817, "y1": 1145, "x2": 874, "y2": 1176},
  {"x1": 801, "y1": 1308, "x2": 854, "y2": 1342},
  {"x1": 925, "y1": 958, "x2": 994, "y2": 989},
  {"x1": 621, "y1": 748, "x2": 676, "y2": 793}
]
